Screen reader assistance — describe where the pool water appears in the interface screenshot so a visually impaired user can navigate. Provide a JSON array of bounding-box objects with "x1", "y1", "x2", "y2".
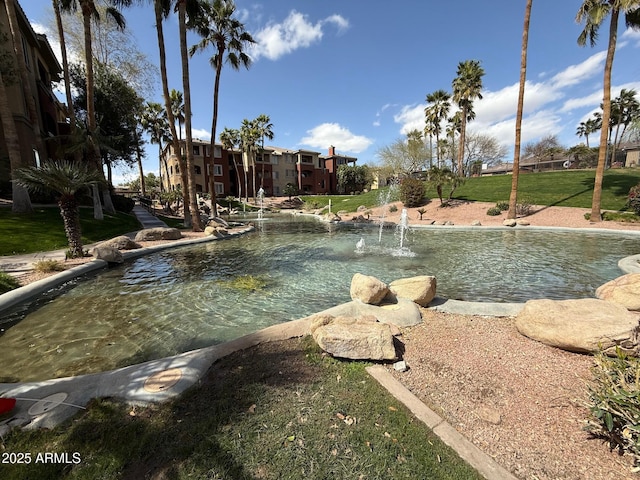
[{"x1": 1, "y1": 216, "x2": 638, "y2": 382}]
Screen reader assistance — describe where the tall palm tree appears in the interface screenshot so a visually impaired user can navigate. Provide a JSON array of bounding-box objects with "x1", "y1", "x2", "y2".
[
  {"x1": 508, "y1": 0, "x2": 533, "y2": 220},
  {"x1": 0, "y1": 68, "x2": 32, "y2": 213},
  {"x1": 14, "y1": 161, "x2": 103, "y2": 258},
  {"x1": 220, "y1": 126, "x2": 242, "y2": 199},
  {"x1": 189, "y1": 0, "x2": 255, "y2": 216},
  {"x1": 577, "y1": 0, "x2": 640, "y2": 221},
  {"x1": 59, "y1": 0, "x2": 131, "y2": 218},
  {"x1": 140, "y1": 101, "x2": 171, "y2": 190},
  {"x1": 147, "y1": 0, "x2": 191, "y2": 226},
  {"x1": 576, "y1": 121, "x2": 589, "y2": 145},
  {"x1": 254, "y1": 114, "x2": 274, "y2": 188},
  {"x1": 452, "y1": 60, "x2": 485, "y2": 177},
  {"x1": 240, "y1": 118, "x2": 259, "y2": 202},
  {"x1": 424, "y1": 90, "x2": 451, "y2": 169},
  {"x1": 177, "y1": 0, "x2": 204, "y2": 231}
]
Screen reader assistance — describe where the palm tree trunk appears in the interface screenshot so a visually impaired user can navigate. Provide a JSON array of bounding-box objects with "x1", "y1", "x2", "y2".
[
  {"x1": 209, "y1": 55, "x2": 224, "y2": 218},
  {"x1": 508, "y1": 0, "x2": 532, "y2": 219},
  {"x1": 457, "y1": 108, "x2": 467, "y2": 176},
  {"x1": 154, "y1": 0, "x2": 191, "y2": 227},
  {"x1": 591, "y1": 8, "x2": 619, "y2": 222},
  {"x1": 178, "y1": 1, "x2": 203, "y2": 231},
  {"x1": 136, "y1": 141, "x2": 146, "y2": 197},
  {"x1": 0, "y1": 70, "x2": 32, "y2": 213},
  {"x1": 59, "y1": 194, "x2": 84, "y2": 258}
]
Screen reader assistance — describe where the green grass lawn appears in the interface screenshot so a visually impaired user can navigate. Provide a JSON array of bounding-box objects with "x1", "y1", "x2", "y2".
[
  {"x1": 302, "y1": 168, "x2": 640, "y2": 213},
  {"x1": 0, "y1": 207, "x2": 141, "y2": 256}
]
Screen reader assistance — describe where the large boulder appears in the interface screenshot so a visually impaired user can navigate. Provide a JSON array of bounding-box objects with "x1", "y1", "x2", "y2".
[
  {"x1": 515, "y1": 298, "x2": 640, "y2": 355},
  {"x1": 389, "y1": 276, "x2": 436, "y2": 307},
  {"x1": 311, "y1": 314, "x2": 397, "y2": 360},
  {"x1": 350, "y1": 273, "x2": 389, "y2": 305},
  {"x1": 134, "y1": 227, "x2": 182, "y2": 241},
  {"x1": 90, "y1": 245, "x2": 123, "y2": 264},
  {"x1": 204, "y1": 226, "x2": 227, "y2": 238},
  {"x1": 96, "y1": 235, "x2": 141, "y2": 250},
  {"x1": 596, "y1": 273, "x2": 640, "y2": 311}
]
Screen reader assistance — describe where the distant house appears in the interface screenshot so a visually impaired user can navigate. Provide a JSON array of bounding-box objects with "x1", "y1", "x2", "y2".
[
  {"x1": 481, "y1": 155, "x2": 576, "y2": 175},
  {"x1": 623, "y1": 144, "x2": 640, "y2": 168}
]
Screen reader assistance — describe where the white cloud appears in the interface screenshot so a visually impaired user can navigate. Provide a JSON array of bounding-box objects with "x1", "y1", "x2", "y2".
[
  {"x1": 191, "y1": 128, "x2": 211, "y2": 141},
  {"x1": 250, "y1": 11, "x2": 349, "y2": 61},
  {"x1": 622, "y1": 27, "x2": 640, "y2": 47},
  {"x1": 550, "y1": 51, "x2": 605, "y2": 88},
  {"x1": 393, "y1": 104, "x2": 424, "y2": 135},
  {"x1": 300, "y1": 123, "x2": 373, "y2": 153}
]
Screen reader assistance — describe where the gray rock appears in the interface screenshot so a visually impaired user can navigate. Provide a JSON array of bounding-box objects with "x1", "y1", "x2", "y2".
[
  {"x1": 90, "y1": 245, "x2": 123, "y2": 263},
  {"x1": 204, "y1": 226, "x2": 227, "y2": 237},
  {"x1": 134, "y1": 227, "x2": 183, "y2": 241},
  {"x1": 515, "y1": 298, "x2": 640, "y2": 355},
  {"x1": 503, "y1": 219, "x2": 517, "y2": 227},
  {"x1": 516, "y1": 219, "x2": 530, "y2": 226},
  {"x1": 350, "y1": 273, "x2": 390, "y2": 305},
  {"x1": 389, "y1": 276, "x2": 437, "y2": 307},
  {"x1": 393, "y1": 360, "x2": 408, "y2": 372},
  {"x1": 471, "y1": 220, "x2": 482, "y2": 226},
  {"x1": 96, "y1": 235, "x2": 141, "y2": 250}
]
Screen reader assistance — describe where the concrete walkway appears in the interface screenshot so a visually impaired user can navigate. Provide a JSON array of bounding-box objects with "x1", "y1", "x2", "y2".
[{"x1": 0, "y1": 205, "x2": 167, "y2": 277}]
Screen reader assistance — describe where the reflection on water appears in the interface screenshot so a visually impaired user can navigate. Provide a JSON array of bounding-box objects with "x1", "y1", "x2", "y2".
[{"x1": 1, "y1": 215, "x2": 639, "y2": 382}]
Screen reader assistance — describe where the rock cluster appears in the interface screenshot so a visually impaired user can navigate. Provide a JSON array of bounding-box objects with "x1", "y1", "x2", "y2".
[
  {"x1": 311, "y1": 273, "x2": 437, "y2": 361},
  {"x1": 134, "y1": 227, "x2": 182, "y2": 241}
]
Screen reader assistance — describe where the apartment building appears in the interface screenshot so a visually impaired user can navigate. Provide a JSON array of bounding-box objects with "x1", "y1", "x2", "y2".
[
  {"x1": 161, "y1": 141, "x2": 357, "y2": 198},
  {"x1": 0, "y1": 0, "x2": 65, "y2": 192}
]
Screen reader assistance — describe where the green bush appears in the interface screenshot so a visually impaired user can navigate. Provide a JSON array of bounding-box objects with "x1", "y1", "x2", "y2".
[
  {"x1": 585, "y1": 348, "x2": 640, "y2": 466},
  {"x1": 0, "y1": 271, "x2": 20, "y2": 294},
  {"x1": 111, "y1": 194, "x2": 135, "y2": 213},
  {"x1": 496, "y1": 201, "x2": 509, "y2": 211},
  {"x1": 486, "y1": 206, "x2": 502, "y2": 216},
  {"x1": 400, "y1": 178, "x2": 426, "y2": 208},
  {"x1": 627, "y1": 183, "x2": 640, "y2": 215},
  {"x1": 388, "y1": 204, "x2": 398, "y2": 213},
  {"x1": 516, "y1": 197, "x2": 534, "y2": 216}
]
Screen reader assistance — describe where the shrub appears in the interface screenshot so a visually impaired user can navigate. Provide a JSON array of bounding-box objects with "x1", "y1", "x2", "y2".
[
  {"x1": 0, "y1": 271, "x2": 20, "y2": 294},
  {"x1": 33, "y1": 259, "x2": 65, "y2": 273},
  {"x1": 627, "y1": 183, "x2": 640, "y2": 215},
  {"x1": 417, "y1": 207, "x2": 426, "y2": 220},
  {"x1": 111, "y1": 194, "x2": 135, "y2": 213},
  {"x1": 388, "y1": 204, "x2": 398, "y2": 213},
  {"x1": 496, "y1": 201, "x2": 509, "y2": 211},
  {"x1": 400, "y1": 178, "x2": 426, "y2": 208},
  {"x1": 486, "y1": 206, "x2": 502, "y2": 216},
  {"x1": 516, "y1": 198, "x2": 534, "y2": 216},
  {"x1": 585, "y1": 348, "x2": 640, "y2": 466}
]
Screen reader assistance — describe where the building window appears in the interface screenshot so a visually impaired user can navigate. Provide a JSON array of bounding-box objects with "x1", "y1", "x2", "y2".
[
  {"x1": 272, "y1": 171, "x2": 279, "y2": 180},
  {"x1": 214, "y1": 164, "x2": 223, "y2": 176},
  {"x1": 195, "y1": 165, "x2": 202, "y2": 175},
  {"x1": 214, "y1": 145, "x2": 222, "y2": 158},
  {"x1": 193, "y1": 146, "x2": 200, "y2": 156},
  {"x1": 215, "y1": 182, "x2": 224, "y2": 195}
]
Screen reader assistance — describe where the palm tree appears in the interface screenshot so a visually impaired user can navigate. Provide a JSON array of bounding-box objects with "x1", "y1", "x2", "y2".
[
  {"x1": 424, "y1": 90, "x2": 451, "y2": 169},
  {"x1": 59, "y1": 0, "x2": 132, "y2": 218},
  {"x1": 220, "y1": 127, "x2": 242, "y2": 200},
  {"x1": 576, "y1": 121, "x2": 589, "y2": 145},
  {"x1": 508, "y1": 0, "x2": 533, "y2": 220},
  {"x1": 254, "y1": 114, "x2": 274, "y2": 188},
  {"x1": 14, "y1": 161, "x2": 103, "y2": 258},
  {"x1": 189, "y1": 0, "x2": 255, "y2": 216},
  {"x1": 147, "y1": 0, "x2": 192, "y2": 227},
  {"x1": 240, "y1": 118, "x2": 259, "y2": 202},
  {"x1": 452, "y1": 60, "x2": 485, "y2": 177},
  {"x1": 577, "y1": 0, "x2": 640, "y2": 221},
  {"x1": 610, "y1": 88, "x2": 639, "y2": 163},
  {"x1": 0, "y1": 68, "x2": 32, "y2": 213},
  {"x1": 176, "y1": 0, "x2": 204, "y2": 231},
  {"x1": 169, "y1": 88, "x2": 185, "y2": 142},
  {"x1": 140, "y1": 101, "x2": 171, "y2": 190}
]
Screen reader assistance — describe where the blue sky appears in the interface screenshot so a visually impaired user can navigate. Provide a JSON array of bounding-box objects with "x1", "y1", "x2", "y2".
[{"x1": 22, "y1": 0, "x2": 640, "y2": 185}]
